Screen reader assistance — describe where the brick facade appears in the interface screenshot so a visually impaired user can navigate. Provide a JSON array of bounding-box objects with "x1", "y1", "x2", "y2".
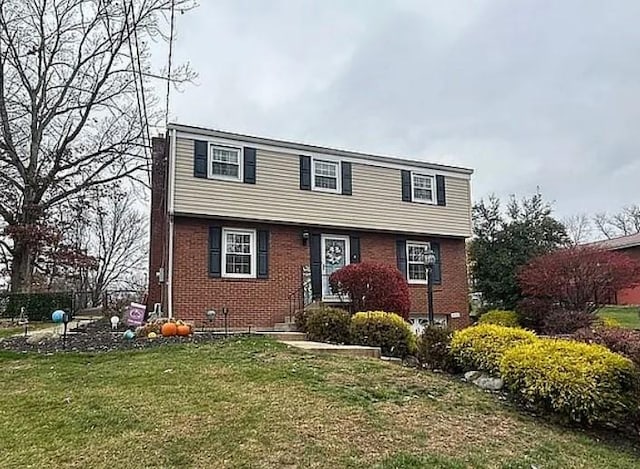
[
  {"x1": 169, "y1": 216, "x2": 470, "y2": 329},
  {"x1": 617, "y1": 246, "x2": 640, "y2": 305}
]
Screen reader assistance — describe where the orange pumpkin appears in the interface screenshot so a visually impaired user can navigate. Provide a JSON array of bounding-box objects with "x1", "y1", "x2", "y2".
[
  {"x1": 161, "y1": 322, "x2": 177, "y2": 337},
  {"x1": 176, "y1": 324, "x2": 191, "y2": 336}
]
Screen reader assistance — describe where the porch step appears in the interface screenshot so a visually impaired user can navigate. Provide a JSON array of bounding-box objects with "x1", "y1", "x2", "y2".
[
  {"x1": 280, "y1": 340, "x2": 381, "y2": 359},
  {"x1": 256, "y1": 331, "x2": 307, "y2": 341},
  {"x1": 273, "y1": 321, "x2": 298, "y2": 332}
]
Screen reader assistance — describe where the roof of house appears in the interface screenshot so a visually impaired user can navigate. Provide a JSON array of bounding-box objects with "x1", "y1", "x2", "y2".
[
  {"x1": 168, "y1": 123, "x2": 474, "y2": 176},
  {"x1": 590, "y1": 232, "x2": 640, "y2": 251}
]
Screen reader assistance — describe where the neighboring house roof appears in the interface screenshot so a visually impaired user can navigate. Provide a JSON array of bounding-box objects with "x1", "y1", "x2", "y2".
[
  {"x1": 168, "y1": 123, "x2": 474, "y2": 176},
  {"x1": 589, "y1": 232, "x2": 640, "y2": 251}
]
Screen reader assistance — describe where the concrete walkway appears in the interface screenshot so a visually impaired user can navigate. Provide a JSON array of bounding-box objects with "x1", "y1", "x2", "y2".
[
  {"x1": 280, "y1": 340, "x2": 381, "y2": 358},
  {"x1": 17, "y1": 315, "x2": 101, "y2": 338}
]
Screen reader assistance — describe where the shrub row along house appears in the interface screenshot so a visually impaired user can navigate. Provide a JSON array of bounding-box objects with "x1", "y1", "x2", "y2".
[{"x1": 147, "y1": 124, "x2": 473, "y2": 329}]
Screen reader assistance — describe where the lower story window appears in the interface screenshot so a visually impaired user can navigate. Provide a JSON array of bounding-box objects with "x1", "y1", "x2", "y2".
[
  {"x1": 407, "y1": 241, "x2": 430, "y2": 283},
  {"x1": 222, "y1": 228, "x2": 256, "y2": 278}
]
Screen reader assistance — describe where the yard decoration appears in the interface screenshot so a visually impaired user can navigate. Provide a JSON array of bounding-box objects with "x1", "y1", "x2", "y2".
[
  {"x1": 110, "y1": 316, "x2": 120, "y2": 330},
  {"x1": 161, "y1": 322, "x2": 177, "y2": 337},
  {"x1": 52, "y1": 310, "x2": 65, "y2": 323},
  {"x1": 176, "y1": 324, "x2": 191, "y2": 336},
  {"x1": 123, "y1": 329, "x2": 135, "y2": 340},
  {"x1": 148, "y1": 332, "x2": 157, "y2": 339}
]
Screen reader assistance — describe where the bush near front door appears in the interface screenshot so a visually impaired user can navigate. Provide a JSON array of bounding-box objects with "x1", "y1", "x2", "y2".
[{"x1": 329, "y1": 262, "x2": 411, "y2": 319}]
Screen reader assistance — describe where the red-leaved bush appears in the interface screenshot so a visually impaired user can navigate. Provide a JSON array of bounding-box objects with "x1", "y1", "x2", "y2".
[
  {"x1": 329, "y1": 262, "x2": 411, "y2": 319},
  {"x1": 574, "y1": 325, "x2": 640, "y2": 368},
  {"x1": 519, "y1": 246, "x2": 640, "y2": 312}
]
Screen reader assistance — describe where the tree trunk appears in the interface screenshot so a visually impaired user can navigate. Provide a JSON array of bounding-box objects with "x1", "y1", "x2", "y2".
[{"x1": 10, "y1": 242, "x2": 33, "y2": 293}]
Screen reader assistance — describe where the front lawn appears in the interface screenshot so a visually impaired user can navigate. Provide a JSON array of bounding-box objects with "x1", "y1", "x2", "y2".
[
  {"x1": 598, "y1": 306, "x2": 640, "y2": 329},
  {"x1": 0, "y1": 337, "x2": 638, "y2": 468}
]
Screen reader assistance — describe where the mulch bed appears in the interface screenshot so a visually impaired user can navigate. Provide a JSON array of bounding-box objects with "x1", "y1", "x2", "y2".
[{"x1": 0, "y1": 318, "x2": 235, "y2": 354}]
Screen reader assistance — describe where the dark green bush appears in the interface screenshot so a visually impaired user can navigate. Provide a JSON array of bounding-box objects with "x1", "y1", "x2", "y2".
[
  {"x1": 416, "y1": 325, "x2": 456, "y2": 372},
  {"x1": 350, "y1": 311, "x2": 417, "y2": 358},
  {"x1": 305, "y1": 307, "x2": 351, "y2": 344},
  {"x1": 0, "y1": 292, "x2": 72, "y2": 321}
]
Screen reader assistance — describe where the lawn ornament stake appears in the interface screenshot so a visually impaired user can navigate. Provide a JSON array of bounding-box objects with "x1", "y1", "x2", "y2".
[
  {"x1": 110, "y1": 316, "x2": 120, "y2": 331},
  {"x1": 52, "y1": 310, "x2": 71, "y2": 349}
]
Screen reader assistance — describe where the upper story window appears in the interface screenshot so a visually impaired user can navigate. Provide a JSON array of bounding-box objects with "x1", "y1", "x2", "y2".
[
  {"x1": 209, "y1": 145, "x2": 242, "y2": 181},
  {"x1": 412, "y1": 173, "x2": 435, "y2": 204},
  {"x1": 222, "y1": 228, "x2": 256, "y2": 278},
  {"x1": 312, "y1": 159, "x2": 341, "y2": 193},
  {"x1": 406, "y1": 241, "x2": 430, "y2": 283}
]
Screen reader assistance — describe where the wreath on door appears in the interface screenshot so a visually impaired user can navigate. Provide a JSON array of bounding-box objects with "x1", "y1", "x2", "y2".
[{"x1": 326, "y1": 244, "x2": 344, "y2": 265}]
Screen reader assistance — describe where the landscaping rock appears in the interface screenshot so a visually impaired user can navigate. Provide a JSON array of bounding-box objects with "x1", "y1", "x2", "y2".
[
  {"x1": 473, "y1": 374, "x2": 504, "y2": 391},
  {"x1": 464, "y1": 370, "x2": 482, "y2": 381},
  {"x1": 463, "y1": 371, "x2": 504, "y2": 391}
]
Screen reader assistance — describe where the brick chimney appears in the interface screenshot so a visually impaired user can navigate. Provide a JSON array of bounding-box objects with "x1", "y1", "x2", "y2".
[{"x1": 147, "y1": 135, "x2": 168, "y2": 311}]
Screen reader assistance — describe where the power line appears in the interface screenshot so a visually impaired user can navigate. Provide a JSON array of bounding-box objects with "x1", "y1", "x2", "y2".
[
  {"x1": 125, "y1": 1, "x2": 152, "y2": 186},
  {"x1": 165, "y1": 0, "x2": 176, "y2": 129}
]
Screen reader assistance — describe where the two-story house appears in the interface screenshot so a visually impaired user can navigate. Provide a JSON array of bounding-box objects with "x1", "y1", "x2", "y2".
[{"x1": 147, "y1": 124, "x2": 474, "y2": 329}]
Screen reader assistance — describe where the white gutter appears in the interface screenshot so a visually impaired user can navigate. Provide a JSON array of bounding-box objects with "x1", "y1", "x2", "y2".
[{"x1": 166, "y1": 127, "x2": 177, "y2": 319}]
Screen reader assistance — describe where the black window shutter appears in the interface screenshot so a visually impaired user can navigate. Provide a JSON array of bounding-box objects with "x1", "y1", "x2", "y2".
[
  {"x1": 401, "y1": 170, "x2": 412, "y2": 202},
  {"x1": 341, "y1": 162, "x2": 352, "y2": 195},
  {"x1": 243, "y1": 147, "x2": 256, "y2": 184},
  {"x1": 396, "y1": 238, "x2": 407, "y2": 279},
  {"x1": 431, "y1": 242, "x2": 442, "y2": 284},
  {"x1": 436, "y1": 175, "x2": 446, "y2": 206},
  {"x1": 257, "y1": 229, "x2": 269, "y2": 278},
  {"x1": 350, "y1": 235, "x2": 360, "y2": 263},
  {"x1": 310, "y1": 234, "x2": 322, "y2": 299},
  {"x1": 194, "y1": 140, "x2": 208, "y2": 178},
  {"x1": 208, "y1": 226, "x2": 222, "y2": 277},
  {"x1": 300, "y1": 155, "x2": 311, "y2": 190}
]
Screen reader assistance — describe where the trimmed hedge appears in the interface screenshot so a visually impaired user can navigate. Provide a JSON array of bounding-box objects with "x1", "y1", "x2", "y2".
[
  {"x1": 500, "y1": 339, "x2": 638, "y2": 427},
  {"x1": 305, "y1": 307, "x2": 351, "y2": 344},
  {"x1": 478, "y1": 310, "x2": 519, "y2": 327},
  {"x1": 417, "y1": 325, "x2": 456, "y2": 372},
  {"x1": 351, "y1": 311, "x2": 416, "y2": 358},
  {"x1": 451, "y1": 324, "x2": 537, "y2": 374},
  {"x1": 0, "y1": 292, "x2": 71, "y2": 321}
]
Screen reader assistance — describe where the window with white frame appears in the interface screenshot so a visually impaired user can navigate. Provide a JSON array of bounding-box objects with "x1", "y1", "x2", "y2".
[
  {"x1": 222, "y1": 228, "x2": 255, "y2": 278},
  {"x1": 406, "y1": 241, "x2": 430, "y2": 283},
  {"x1": 312, "y1": 159, "x2": 340, "y2": 192},
  {"x1": 412, "y1": 173, "x2": 435, "y2": 203},
  {"x1": 209, "y1": 145, "x2": 242, "y2": 180}
]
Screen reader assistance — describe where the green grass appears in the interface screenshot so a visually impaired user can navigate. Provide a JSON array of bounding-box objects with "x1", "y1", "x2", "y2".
[
  {"x1": 0, "y1": 337, "x2": 639, "y2": 468},
  {"x1": 0, "y1": 321, "x2": 53, "y2": 339},
  {"x1": 598, "y1": 306, "x2": 640, "y2": 329}
]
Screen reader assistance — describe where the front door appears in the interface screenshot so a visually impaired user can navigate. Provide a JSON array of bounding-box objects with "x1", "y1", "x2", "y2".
[{"x1": 321, "y1": 235, "x2": 350, "y2": 300}]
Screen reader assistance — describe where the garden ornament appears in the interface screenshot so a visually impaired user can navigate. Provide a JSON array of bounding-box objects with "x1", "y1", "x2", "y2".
[{"x1": 110, "y1": 316, "x2": 120, "y2": 330}]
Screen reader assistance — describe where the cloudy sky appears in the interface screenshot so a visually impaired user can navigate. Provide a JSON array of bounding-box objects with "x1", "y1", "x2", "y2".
[{"x1": 154, "y1": 0, "x2": 640, "y2": 219}]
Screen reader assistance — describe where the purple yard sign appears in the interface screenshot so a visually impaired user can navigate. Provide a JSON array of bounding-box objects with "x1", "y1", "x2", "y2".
[{"x1": 124, "y1": 302, "x2": 146, "y2": 327}]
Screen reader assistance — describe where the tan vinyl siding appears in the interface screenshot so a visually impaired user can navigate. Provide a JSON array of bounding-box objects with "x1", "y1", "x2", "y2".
[{"x1": 173, "y1": 137, "x2": 472, "y2": 237}]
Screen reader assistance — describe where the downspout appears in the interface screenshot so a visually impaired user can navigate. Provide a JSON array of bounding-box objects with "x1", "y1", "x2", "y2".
[{"x1": 167, "y1": 127, "x2": 178, "y2": 319}]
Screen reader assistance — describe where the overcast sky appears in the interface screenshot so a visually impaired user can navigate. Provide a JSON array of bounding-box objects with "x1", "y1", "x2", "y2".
[{"x1": 154, "y1": 0, "x2": 640, "y2": 219}]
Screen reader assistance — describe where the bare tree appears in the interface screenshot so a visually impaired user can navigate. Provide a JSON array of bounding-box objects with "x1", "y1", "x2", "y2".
[
  {"x1": 0, "y1": 0, "x2": 194, "y2": 292},
  {"x1": 563, "y1": 213, "x2": 592, "y2": 245},
  {"x1": 88, "y1": 189, "x2": 147, "y2": 304},
  {"x1": 593, "y1": 205, "x2": 640, "y2": 239}
]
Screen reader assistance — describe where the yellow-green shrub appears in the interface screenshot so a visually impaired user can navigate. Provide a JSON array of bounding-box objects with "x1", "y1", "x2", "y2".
[
  {"x1": 478, "y1": 310, "x2": 520, "y2": 327},
  {"x1": 451, "y1": 324, "x2": 537, "y2": 374},
  {"x1": 350, "y1": 311, "x2": 417, "y2": 358},
  {"x1": 500, "y1": 339, "x2": 638, "y2": 427}
]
